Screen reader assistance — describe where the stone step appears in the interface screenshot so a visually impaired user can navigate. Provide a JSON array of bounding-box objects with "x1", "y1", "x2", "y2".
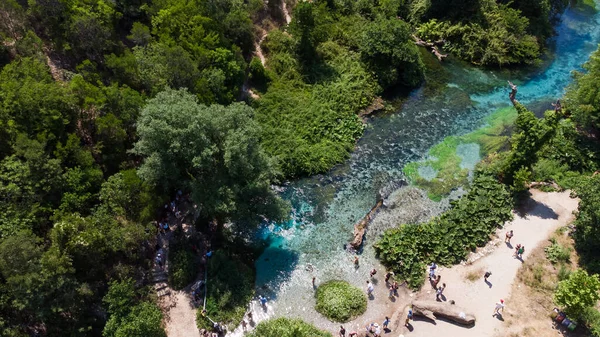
[{"x1": 157, "y1": 288, "x2": 171, "y2": 297}]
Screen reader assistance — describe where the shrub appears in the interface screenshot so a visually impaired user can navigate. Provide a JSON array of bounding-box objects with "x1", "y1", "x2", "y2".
[
  {"x1": 168, "y1": 240, "x2": 197, "y2": 290},
  {"x1": 196, "y1": 250, "x2": 255, "y2": 331},
  {"x1": 375, "y1": 174, "x2": 513, "y2": 289},
  {"x1": 315, "y1": 280, "x2": 367, "y2": 322},
  {"x1": 582, "y1": 307, "x2": 600, "y2": 337},
  {"x1": 246, "y1": 318, "x2": 332, "y2": 337},
  {"x1": 554, "y1": 269, "x2": 600, "y2": 318},
  {"x1": 544, "y1": 243, "x2": 571, "y2": 264}
]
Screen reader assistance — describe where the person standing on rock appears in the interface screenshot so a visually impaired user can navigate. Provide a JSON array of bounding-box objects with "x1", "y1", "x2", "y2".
[
  {"x1": 405, "y1": 307, "x2": 413, "y2": 327},
  {"x1": 493, "y1": 299, "x2": 505, "y2": 316}
]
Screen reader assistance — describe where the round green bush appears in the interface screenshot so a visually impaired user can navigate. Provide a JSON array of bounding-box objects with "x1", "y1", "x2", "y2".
[
  {"x1": 315, "y1": 280, "x2": 367, "y2": 322},
  {"x1": 246, "y1": 318, "x2": 332, "y2": 337}
]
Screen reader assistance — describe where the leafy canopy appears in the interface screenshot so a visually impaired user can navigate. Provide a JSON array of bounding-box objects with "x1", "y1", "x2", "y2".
[
  {"x1": 133, "y1": 88, "x2": 288, "y2": 225},
  {"x1": 554, "y1": 269, "x2": 600, "y2": 318}
]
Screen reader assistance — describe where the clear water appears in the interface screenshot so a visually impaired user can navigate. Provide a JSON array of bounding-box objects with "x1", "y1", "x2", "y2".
[{"x1": 240, "y1": 2, "x2": 600, "y2": 334}]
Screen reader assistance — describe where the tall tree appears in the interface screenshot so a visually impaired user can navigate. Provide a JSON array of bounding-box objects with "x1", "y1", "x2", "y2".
[{"x1": 133, "y1": 88, "x2": 288, "y2": 226}]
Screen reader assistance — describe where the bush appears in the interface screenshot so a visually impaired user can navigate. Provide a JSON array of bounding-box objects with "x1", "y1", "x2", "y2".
[
  {"x1": 168, "y1": 240, "x2": 198, "y2": 290},
  {"x1": 314, "y1": 280, "x2": 367, "y2": 322},
  {"x1": 554, "y1": 269, "x2": 600, "y2": 318},
  {"x1": 196, "y1": 250, "x2": 255, "y2": 331},
  {"x1": 582, "y1": 307, "x2": 600, "y2": 337},
  {"x1": 246, "y1": 317, "x2": 332, "y2": 337},
  {"x1": 375, "y1": 174, "x2": 513, "y2": 289},
  {"x1": 544, "y1": 242, "x2": 571, "y2": 264}
]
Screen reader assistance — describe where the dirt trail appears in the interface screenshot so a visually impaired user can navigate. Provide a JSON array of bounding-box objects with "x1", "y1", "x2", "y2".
[
  {"x1": 395, "y1": 189, "x2": 579, "y2": 337},
  {"x1": 165, "y1": 291, "x2": 201, "y2": 337}
]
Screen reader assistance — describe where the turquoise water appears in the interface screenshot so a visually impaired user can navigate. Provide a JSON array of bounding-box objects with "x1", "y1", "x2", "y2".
[{"x1": 247, "y1": 1, "x2": 600, "y2": 333}]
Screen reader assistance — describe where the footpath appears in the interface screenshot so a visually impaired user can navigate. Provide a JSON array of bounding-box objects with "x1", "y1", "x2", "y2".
[{"x1": 399, "y1": 189, "x2": 579, "y2": 337}]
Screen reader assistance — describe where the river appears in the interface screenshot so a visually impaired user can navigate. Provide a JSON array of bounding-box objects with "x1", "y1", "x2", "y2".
[{"x1": 243, "y1": 1, "x2": 600, "y2": 334}]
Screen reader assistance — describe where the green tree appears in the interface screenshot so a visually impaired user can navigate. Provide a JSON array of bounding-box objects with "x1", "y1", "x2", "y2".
[
  {"x1": 573, "y1": 175, "x2": 600, "y2": 273},
  {"x1": 103, "y1": 279, "x2": 165, "y2": 337},
  {"x1": 359, "y1": 17, "x2": 424, "y2": 88},
  {"x1": 133, "y1": 88, "x2": 288, "y2": 226},
  {"x1": 554, "y1": 269, "x2": 600, "y2": 318},
  {"x1": 566, "y1": 47, "x2": 600, "y2": 131}
]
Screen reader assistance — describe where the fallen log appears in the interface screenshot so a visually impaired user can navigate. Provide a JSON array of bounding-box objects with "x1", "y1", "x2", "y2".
[
  {"x1": 528, "y1": 181, "x2": 561, "y2": 190},
  {"x1": 411, "y1": 300, "x2": 476, "y2": 325},
  {"x1": 412, "y1": 35, "x2": 447, "y2": 61},
  {"x1": 350, "y1": 199, "x2": 384, "y2": 249}
]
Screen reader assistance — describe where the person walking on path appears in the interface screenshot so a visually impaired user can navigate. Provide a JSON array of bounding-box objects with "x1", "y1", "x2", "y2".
[
  {"x1": 367, "y1": 280, "x2": 374, "y2": 296},
  {"x1": 484, "y1": 271, "x2": 492, "y2": 282},
  {"x1": 354, "y1": 256, "x2": 359, "y2": 267},
  {"x1": 312, "y1": 277, "x2": 316, "y2": 288},
  {"x1": 513, "y1": 243, "x2": 522, "y2": 257},
  {"x1": 431, "y1": 274, "x2": 441, "y2": 288},
  {"x1": 370, "y1": 268, "x2": 377, "y2": 278},
  {"x1": 405, "y1": 307, "x2": 413, "y2": 327},
  {"x1": 339, "y1": 325, "x2": 346, "y2": 337},
  {"x1": 436, "y1": 283, "x2": 446, "y2": 301},
  {"x1": 383, "y1": 316, "x2": 390, "y2": 330},
  {"x1": 505, "y1": 230, "x2": 514, "y2": 243},
  {"x1": 493, "y1": 299, "x2": 505, "y2": 316},
  {"x1": 241, "y1": 320, "x2": 247, "y2": 331},
  {"x1": 517, "y1": 245, "x2": 525, "y2": 259},
  {"x1": 388, "y1": 285, "x2": 394, "y2": 298},
  {"x1": 385, "y1": 272, "x2": 393, "y2": 284}
]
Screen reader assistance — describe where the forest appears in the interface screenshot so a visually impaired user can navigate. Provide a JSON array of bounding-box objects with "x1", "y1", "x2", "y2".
[{"x1": 0, "y1": 0, "x2": 596, "y2": 336}]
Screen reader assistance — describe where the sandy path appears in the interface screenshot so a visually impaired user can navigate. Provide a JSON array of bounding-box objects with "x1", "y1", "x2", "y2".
[
  {"x1": 165, "y1": 291, "x2": 201, "y2": 337},
  {"x1": 395, "y1": 190, "x2": 578, "y2": 337}
]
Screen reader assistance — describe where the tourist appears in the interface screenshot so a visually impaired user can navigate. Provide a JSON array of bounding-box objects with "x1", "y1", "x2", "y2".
[
  {"x1": 241, "y1": 320, "x2": 247, "y2": 331},
  {"x1": 517, "y1": 245, "x2": 525, "y2": 259},
  {"x1": 405, "y1": 306, "x2": 413, "y2": 326},
  {"x1": 312, "y1": 276, "x2": 316, "y2": 288},
  {"x1": 505, "y1": 230, "x2": 514, "y2": 243},
  {"x1": 513, "y1": 243, "x2": 522, "y2": 257},
  {"x1": 392, "y1": 281, "x2": 399, "y2": 296},
  {"x1": 339, "y1": 325, "x2": 346, "y2": 337},
  {"x1": 493, "y1": 299, "x2": 505, "y2": 316},
  {"x1": 367, "y1": 280, "x2": 374, "y2": 296},
  {"x1": 432, "y1": 274, "x2": 441, "y2": 288},
  {"x1": 383, "y1": 316, "x2": 390, "y2": 329},
  {"x1": 354, "y1": 256, "x2": 359, "y2": 267},
  {"x1": 484, "y1": 271, "x2": 492, "y2": 282},
  {"x1": 247, "y1": 312, "x2": 253, "y2": 322},
  {"x1": 348, "y1": 332, "x2": 358, "y2": 337},
  {"x1": 259, "y1": 295, "x2": 267, "y2": 307},
  {"x1": 429, "y1": 266, "x2": 436, "y2": 281},
  {"x1": 385, "y1": 272, "x2": 393, "y2": 283},
  {"x1": 388, "y1": 285, "x2": 394, "y2": 298},
  {"x1": 370, "y1": 268, "x2": 377, "y2": 278},
  {"x1": 429, "y1": 262, "x2": 437, "y2": 272},
  {"x1": 436, "y1": 283, "x2": 446, "y2": 301}
]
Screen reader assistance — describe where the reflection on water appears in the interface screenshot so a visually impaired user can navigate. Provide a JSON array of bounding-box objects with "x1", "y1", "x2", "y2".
[{"x1": 240, "y1": 2, "x2": 600, "y2": 335}]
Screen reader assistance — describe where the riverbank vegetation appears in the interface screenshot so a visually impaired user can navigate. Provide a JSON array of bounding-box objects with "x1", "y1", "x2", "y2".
[
  {"x1": 315, "y1": 280, "x2": 367, "y2": 322},
  {"x1": 196, "y1": 250, "x2": 255, "y2": 331},
  {"x1": 246, "y1": 317, "x2": 332, "y2": 337},
  {"x1": 0, "y1": 0, "x2": 581, "y2": 335}
]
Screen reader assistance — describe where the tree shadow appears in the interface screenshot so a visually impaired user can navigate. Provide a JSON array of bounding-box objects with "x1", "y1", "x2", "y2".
[
  {"x1": 254, "y1": 242, "x2": 300, "y2": 301},
  {"x1": 515, "y1": 193, "x2": 558, "y2": 219}
]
